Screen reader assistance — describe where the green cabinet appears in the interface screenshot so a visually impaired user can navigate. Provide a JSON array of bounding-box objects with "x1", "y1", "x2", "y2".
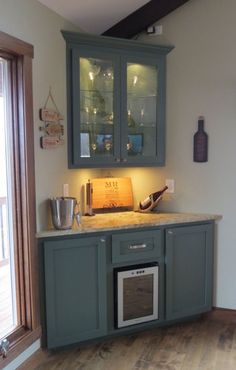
[
  {"x1": 41, "y1": 221, "x2": 214, "y2": 349},
  {"x1": 62, "y1": 31, "x2": 173, "y2": 168},
  {"x1": 165, "y1": 223, "x2": 214, "y2": 320},
  {"x1": 43, "y1": 236, "x2": 107, "y2": 349}
]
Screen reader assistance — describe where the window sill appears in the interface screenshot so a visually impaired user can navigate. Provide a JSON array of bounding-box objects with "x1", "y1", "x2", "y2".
[{"x1": 0, "y1": 326, "x2": 41, "y2": 368}]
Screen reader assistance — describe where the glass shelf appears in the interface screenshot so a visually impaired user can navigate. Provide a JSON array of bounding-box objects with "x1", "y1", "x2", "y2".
[
  {"x1": 81, "y1": 122, "x2": 114, "y2": 126},
  {"x1": 80, "y1": 89, "x2": 113, "y2": 94}
]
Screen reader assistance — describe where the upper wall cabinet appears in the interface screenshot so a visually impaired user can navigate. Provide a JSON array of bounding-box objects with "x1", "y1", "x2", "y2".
[{"x1": 62, "y1": 31, "x2": 173, "y2": 168}]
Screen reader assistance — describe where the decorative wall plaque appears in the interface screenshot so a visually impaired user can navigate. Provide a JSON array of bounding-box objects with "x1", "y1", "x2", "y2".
[{"x1": 39, "y1": 87, "x2": 64, "y2": 149}]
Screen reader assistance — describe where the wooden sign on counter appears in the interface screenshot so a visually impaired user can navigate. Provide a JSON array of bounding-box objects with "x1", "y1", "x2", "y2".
[{"x1": 92, "y1": 177, "x2": 133, "y2": 211}]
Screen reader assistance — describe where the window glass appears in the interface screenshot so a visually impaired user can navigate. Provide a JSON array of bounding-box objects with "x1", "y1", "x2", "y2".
[{"x1": 0, "y1": 58, "x2": 18, "y2": 339}]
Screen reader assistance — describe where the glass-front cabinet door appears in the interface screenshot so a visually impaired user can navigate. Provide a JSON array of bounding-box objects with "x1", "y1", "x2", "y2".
[
  {"x1": 63, "y1": 31, "x2": 172, "y2": 168},
  {"x1": 120, "y1": 56, "x2": 165, "y2": 165},
  {"x1": 71, "y1": 50, "x2": 120, "y2": 166}
]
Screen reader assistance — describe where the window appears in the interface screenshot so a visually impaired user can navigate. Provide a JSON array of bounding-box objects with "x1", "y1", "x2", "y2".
[
  {"x1": 0, "y1": 31, "x2": 40, "y2": 366},
  {"x1": 0, "y1": 56, "x2": 18, "y2": 339}
]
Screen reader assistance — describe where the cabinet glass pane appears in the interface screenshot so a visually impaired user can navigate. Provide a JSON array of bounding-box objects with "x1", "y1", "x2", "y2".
[
  {"x1": 123, "y1": 275, "x2": 153, "y2": 320},
  {"x1": 79, "y1": 57, "x2": 114, "y2": 158},
  {"x1": 127, "y1": 63, "x2": 157, "y2": 157}
]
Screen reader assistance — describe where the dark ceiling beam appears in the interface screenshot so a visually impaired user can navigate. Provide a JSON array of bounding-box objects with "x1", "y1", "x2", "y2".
[{"x1": 102, "y1": 0, "x2": 191, "y2": 39}]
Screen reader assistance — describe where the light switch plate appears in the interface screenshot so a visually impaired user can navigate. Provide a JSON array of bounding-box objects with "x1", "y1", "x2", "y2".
[{"x1": 165, "y1": 179, "x2": 175, "y2": 193}]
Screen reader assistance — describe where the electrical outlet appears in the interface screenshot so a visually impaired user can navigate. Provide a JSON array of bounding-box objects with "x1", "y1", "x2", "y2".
[
  {"x1": 147, "y1": 25, "x2": 163, "y2": 36},
  {"x1": 165, "y1": 179, "x2": 175, "y2": 193},
  {"x1": 155, "y1": 25, "x2": 163, "y2": 35}
]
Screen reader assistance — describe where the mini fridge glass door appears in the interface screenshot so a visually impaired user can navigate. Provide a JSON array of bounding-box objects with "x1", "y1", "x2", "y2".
[{"x1": 116, "y1": 263, "x2": 158, "y2": 328}]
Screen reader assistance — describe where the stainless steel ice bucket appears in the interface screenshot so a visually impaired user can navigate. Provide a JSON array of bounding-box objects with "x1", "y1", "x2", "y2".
[{"x1": 50, "y1": 197, "x2": 78, "y2": 230}]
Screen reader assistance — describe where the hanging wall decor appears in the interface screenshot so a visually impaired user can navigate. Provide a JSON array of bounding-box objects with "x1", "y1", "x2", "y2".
[
  {"x1": 39, "y1": 87, "x2": 64, "y2": 149},
  {"x1": 193, "y1": 116, "x2": 208, "y2": 162}
]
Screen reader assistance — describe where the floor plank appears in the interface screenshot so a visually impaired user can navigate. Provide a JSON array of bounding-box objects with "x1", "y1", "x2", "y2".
[{"x1": 19, "y1": 309, "x2": 236, "y2": 370}]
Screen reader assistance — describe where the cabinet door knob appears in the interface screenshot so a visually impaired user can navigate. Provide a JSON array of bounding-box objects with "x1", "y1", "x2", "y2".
[{"x1": 100, "y1": 238, "x2": 106, "y2": 243}]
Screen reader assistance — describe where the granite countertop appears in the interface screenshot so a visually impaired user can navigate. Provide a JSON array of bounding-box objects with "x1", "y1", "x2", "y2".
[{"x1": 36, "y1": 211, "x2": 222, "y2": 238}]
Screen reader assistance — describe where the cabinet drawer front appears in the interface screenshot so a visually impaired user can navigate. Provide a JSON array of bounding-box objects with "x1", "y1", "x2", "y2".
[{"x1": 112, "y1": 230, "x2": 162, "y2": 263}]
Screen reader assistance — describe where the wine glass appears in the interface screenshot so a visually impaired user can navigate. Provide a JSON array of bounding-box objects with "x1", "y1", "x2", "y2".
[
  {"x1": 88, "y1": 61, "x2": 101, "y2": 88},
  {"x1": 103, "y1": 67, "x2": 113, "y2": 80},
  {"x1": 85, "y1": 106, "x2": 89, "y2": 124},
  {"x1": 140, "y1": 108, "x2": 144, "y2": 127},
  {"x1": 93, "y1": 108, "x2": 97, "y2": 124},
  {"x1": 103, "y1": 136, "x2": 112, "y2": 154},
  {"x1": 105, "y1": 142, "x2": 112, "y2": 152},
  {"x1": 88, "y1": 62, "x2": 101, "y2": 79},
  {"x1": 133, "y1": 75, "x2": 138, "y2": 86},
  {"x1": 91, "y1": 143, "x2": 97, "y2": 152},
  {"x1": 127, "y1": 142, "x2": 132, "y2": 151}
]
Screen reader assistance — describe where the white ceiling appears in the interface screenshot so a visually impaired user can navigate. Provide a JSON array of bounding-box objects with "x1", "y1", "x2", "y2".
[{"x1": 38, "y1": 0, "x2": 150, "y2": 35}]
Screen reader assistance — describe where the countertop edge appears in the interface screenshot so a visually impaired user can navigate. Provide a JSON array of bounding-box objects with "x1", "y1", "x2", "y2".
[{"x1": 36, "y1": 212, "x2": 222, "y2": 239}]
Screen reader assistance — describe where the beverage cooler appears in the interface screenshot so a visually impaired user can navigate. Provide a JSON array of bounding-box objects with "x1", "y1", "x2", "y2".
[{"x1": 114, "y1": 262, "x2": 159, "y2": 328}]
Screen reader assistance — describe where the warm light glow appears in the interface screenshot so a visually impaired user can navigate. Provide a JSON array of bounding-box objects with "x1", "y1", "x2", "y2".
[
  {"x1": 92, "y1": 177, "x2": 133, "y2": 209},
  {"x1": 88, "y1": 71, "x2": 94, "y2": 81},
  {"x1": 133, "y1": 75, "x2": 138, "y2": 86}
]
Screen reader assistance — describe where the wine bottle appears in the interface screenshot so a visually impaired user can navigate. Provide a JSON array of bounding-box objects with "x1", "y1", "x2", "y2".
[
  {"x1": 193, "y1": 116, "x2": 208, "y2": 162},
  {"x1": 85, "y1": 179, "x2": 94, "y2": 216},
  {"x1": 139, "y1": 186, "x2": 168, "y2": 211}
]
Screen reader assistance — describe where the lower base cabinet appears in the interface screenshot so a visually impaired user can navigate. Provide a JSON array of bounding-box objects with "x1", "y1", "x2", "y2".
[
  {"x1": 41, "y1": 221, "x2": 214, "y2": 349},
  {"x1": 43, "y1": 236, "x2": 107, "y2": 349},
  {"x1": 165, "y1": 223, "x2": 214, "y2": 320}
]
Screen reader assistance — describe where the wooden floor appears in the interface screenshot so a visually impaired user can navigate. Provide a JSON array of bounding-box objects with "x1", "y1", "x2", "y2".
[{"x1": 19, "y1": 309, "x2": 236, "y2": 370}]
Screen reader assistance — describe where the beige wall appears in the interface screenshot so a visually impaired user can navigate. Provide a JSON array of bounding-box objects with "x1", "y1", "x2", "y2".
[
  {"x1": 0, "y1": 0, "x2": 235, "y2": 311},
  {"x1": 109, "y1": 0, "x2": 236, "y2": 309},
  {"x1": 0, "y1": 0, "x2": 101, "y2": 233},
  {"x1": 0, "y1": 2, "x2": 101, "y2": 366},
  {"x1": 0, "y1": 0, "x2": 235, "y2": 366},
  {"x1": 135, "y1": 0, "x2": 235, "y2": 309}
]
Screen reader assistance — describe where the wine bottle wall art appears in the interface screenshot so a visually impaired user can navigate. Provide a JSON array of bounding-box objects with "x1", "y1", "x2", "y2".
[{"x1": 193, "y1": 116, "x2": 208, "y2": 163}]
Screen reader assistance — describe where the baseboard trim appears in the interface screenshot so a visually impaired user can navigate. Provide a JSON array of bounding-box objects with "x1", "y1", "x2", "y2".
[{"x1": 212, "y1": 306, "x2": 236, "y2": 313}]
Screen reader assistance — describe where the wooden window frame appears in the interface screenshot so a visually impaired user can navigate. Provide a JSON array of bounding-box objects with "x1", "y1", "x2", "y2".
[{"x1": 0, "y1": 31, "x2": 41, "y2": 367}]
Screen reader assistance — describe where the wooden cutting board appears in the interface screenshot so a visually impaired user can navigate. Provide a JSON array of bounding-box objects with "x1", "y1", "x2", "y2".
[{"x1": 92, "y1": 177, "x2": 133, "y2": 211}]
